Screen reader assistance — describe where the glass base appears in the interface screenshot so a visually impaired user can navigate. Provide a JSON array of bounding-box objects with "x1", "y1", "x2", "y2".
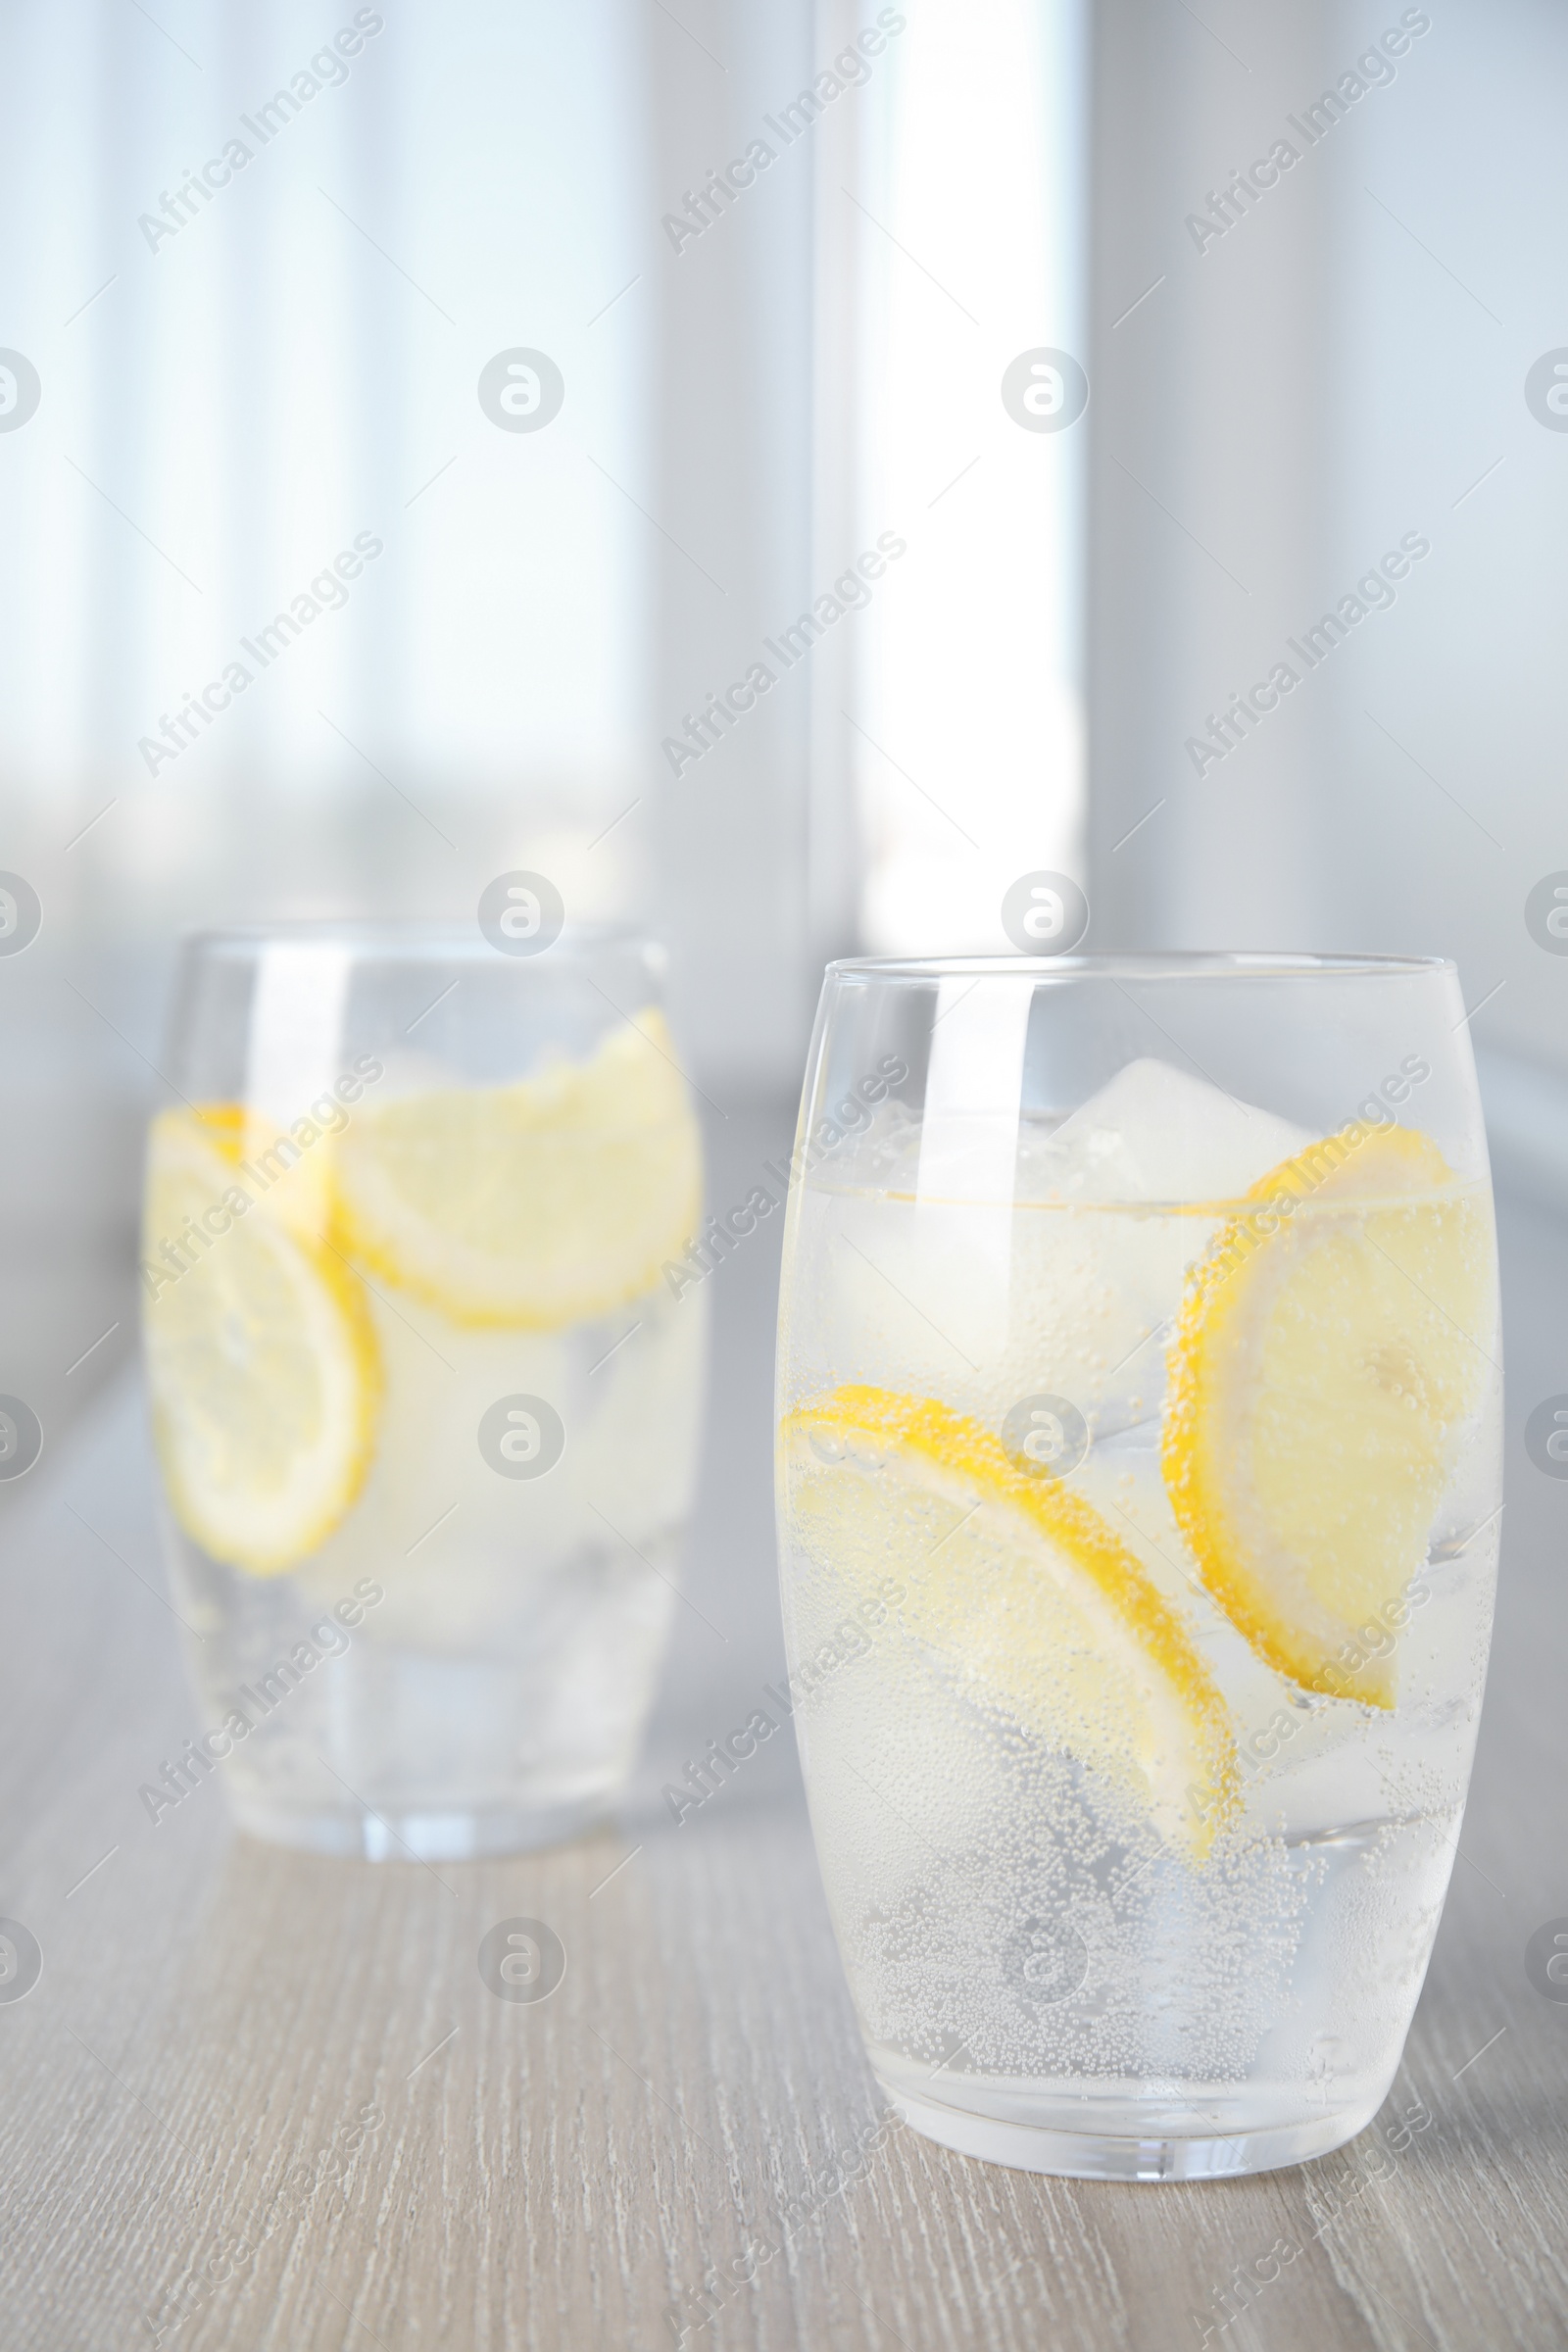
[
  {"x1": 878, "y1": 2077, "x2": 1385, "y2": 2181},
  {"x1": 231, "y1": 1792, "x2": 608, "y2": 1861}
]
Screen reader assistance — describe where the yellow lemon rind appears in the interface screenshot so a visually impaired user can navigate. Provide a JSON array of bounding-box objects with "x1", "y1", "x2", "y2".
[
  {"x1": 329, "y1": 1148, "x2": 702, "y2": 1331},
  {"x1": 1162, "y1": 1122, "x2": 1478, "y2": 1709},
  {"x1": 326, "y1": 1012, "x2": 703, "y2": 1331},
  {"x1": 144, "y1": 1114, "x2": 382, "y2": 1578},
  {"x1": 785, "y1": 1384, "x2": 1239, "y2": 1857}
]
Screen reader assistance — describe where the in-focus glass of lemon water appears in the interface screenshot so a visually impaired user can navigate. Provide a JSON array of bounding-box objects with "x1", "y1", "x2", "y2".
[
  {"x1": 141, "y1": 924, "x2": 706, "y2": 1858},
  {"x1": 776, "y1": 956, "x2": 1501, "y2": 2180}
]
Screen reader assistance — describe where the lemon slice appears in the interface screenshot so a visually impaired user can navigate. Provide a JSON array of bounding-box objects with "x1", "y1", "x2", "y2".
[
  {"x1": 180, "y1": 1101, "x2": 334, "y2": 1243},
  {"x1": 330, "y1": 1010, "x2": 702, "y2": 1329},
  {"x1": 781, "y1": 1386, "x2": 1236, "y2": 1857},
  {"x1": 1162, "y1": 1123, "x2": 1494, "y2": 1706},
  {"x1": 142, "y1": 1111, "x2": 380, "y2": 1576}
]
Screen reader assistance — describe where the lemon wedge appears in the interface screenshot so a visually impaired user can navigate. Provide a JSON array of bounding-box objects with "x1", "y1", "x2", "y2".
[
  {"x1": 781, "y1": 1386, "x2": 1237, "y2": 1857},
  {"x1": 142, "y1": 1111, "x2": 381, "y2": 1576},
  {"x1": 1162, "y1": 1123, "x2": 1494, "y2": 1706},
  {"x1": 330, "y1": 1010, "x2": 702, "y2": 1329}
]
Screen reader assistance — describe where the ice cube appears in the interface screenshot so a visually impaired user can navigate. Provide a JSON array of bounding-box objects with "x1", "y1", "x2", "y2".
[{"x1": 1041, "y1": 1057, "x2": 1310, "y2": 1205}]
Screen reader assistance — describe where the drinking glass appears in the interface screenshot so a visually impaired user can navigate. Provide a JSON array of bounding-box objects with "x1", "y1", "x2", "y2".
[
  {"x1": 140, "y1": 921, "x2": 707, "y2": 1859},
  {"x1": 775, "y1": 954, "x2": 1500, "y2": 2180}
]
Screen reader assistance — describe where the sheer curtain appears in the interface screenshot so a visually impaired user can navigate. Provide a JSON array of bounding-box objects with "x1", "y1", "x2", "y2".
[
  {"x1": 4, "y1": 3, "x2": 655, "y2": 927},
  {"x1": 0, "y1": 1, "x2": 844, "y2": 1291}
]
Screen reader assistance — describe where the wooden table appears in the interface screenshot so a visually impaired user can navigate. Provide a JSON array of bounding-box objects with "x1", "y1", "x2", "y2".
[{"x1": 2, "y1": 1109, "x2": 1565, "y2": 2351}]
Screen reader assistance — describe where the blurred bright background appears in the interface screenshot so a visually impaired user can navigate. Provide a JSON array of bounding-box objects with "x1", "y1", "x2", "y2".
[{"x1": 1, "y1": 0, "x2": 1565, "y2": 1450}]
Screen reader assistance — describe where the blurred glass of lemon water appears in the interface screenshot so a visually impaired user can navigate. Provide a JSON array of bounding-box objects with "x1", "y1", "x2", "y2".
[
  {"x1": 776, "y1": 958, "x2": 1501, "y2": 2180},
  {"x1": 141, "y1": 927, "x2": 706, "y2": 1859}
]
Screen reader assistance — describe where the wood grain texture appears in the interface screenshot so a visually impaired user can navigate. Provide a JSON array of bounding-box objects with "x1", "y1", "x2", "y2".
[{"x1": 1, "y1": 1134, "x2": 1565, "y2": 2352}]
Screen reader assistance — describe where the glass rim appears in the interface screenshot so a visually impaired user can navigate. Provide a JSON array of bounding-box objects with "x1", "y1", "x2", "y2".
[
  {"x1": 178, "y1": 917, "x2": 658, "y2": 962},
  {"x1": 823, "y1": 950, "x2": 1456, "y2": 983}
]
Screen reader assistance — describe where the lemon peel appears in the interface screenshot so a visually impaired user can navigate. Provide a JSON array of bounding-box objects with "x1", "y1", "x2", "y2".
[
  {"x1": 329, "y1": 1010, "x2": 702, "y2": 1328},
  {"x1": 783, "y1": 1384, "x2": 1238, "y2": 1857},
  {"x1": 143, "y1": 1111, "x2": 381, "y2": 1576},
  {"x1": 1162, "y1": 1123, "x2": 1494, "y2": 1705}
]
